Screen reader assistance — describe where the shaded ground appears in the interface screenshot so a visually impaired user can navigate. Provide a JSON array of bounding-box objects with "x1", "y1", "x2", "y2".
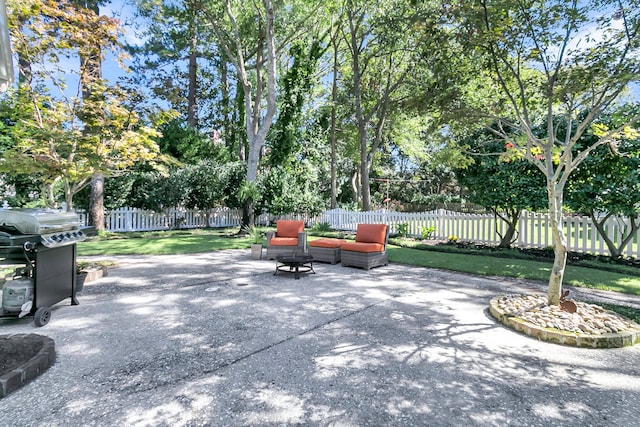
[{"x1": 1, "y1": 252, "x2": 640, "y2": 425}]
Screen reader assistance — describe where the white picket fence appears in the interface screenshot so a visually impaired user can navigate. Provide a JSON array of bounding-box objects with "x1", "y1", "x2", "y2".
[
  {"x1": 77, "y1": 206, "x2": 640, "y2": 258},
  {"x1": 77, "y1": 207, "x2": 242, "y2": 232},
  {"x1": 76, "y1": 207, "x2": 317, "y2": 232}
]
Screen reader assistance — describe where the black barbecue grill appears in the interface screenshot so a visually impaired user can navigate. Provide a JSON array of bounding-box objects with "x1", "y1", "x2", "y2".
[{"x1": 0, "y1": 208, "x2": 92, "y2": 326}]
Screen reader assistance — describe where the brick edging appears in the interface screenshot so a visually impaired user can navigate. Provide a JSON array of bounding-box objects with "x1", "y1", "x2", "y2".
[
  {"x1": 0, "y1": 334, "x2": 56, "y2": 398},
  {"x1": 489, "y1": 297, "x2": 640, "y2": 348},
  {"x1": 85, "y1": 266, "x2": 108, "y2": 283}
]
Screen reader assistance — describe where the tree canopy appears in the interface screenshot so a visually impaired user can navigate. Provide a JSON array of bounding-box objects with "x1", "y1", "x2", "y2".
[{"x1": 1, "y1": 0, "x2": 167, "y2": 210}]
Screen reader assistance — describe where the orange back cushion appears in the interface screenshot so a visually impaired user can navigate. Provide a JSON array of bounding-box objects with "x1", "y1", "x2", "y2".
[
  {"x1": 355, "y1": 224, "x2": 387, "y2": 244},
  {"x1": 277, "y1": 220, "x2": 304, "y2": 238}
]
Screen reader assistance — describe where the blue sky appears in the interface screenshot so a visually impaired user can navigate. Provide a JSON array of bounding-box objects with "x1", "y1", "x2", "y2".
[{"x1": 100, "y1": 1, "x2": 143, "y2": 84}]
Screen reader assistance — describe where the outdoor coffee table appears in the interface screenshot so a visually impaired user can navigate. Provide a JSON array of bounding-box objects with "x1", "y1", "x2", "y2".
[{"x1": 274, "y1": 253, "x2": 315, "y2": 279}]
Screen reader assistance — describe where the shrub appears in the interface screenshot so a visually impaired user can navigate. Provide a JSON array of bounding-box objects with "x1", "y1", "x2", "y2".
[
  {"x1": 421, "y1": 225, "x2": 436, "y2": 240},
  {"x1": 312, "y1": 222, "x2": 332, "y2": 232}
]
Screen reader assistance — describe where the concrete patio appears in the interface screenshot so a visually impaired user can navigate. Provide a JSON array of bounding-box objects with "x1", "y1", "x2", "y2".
[{"x1": 1, "y1": 249, "x2": 639, "y2": 426}]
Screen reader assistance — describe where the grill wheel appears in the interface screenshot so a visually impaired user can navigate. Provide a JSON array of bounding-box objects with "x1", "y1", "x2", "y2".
[{"x1": 34, "y1": 306, "x2": 51, "y2": 327}]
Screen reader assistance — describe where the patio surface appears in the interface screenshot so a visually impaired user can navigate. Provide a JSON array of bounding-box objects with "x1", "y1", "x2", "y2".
[{"x1": 1, "y1": 249, "x2": 640, "y2": 426}]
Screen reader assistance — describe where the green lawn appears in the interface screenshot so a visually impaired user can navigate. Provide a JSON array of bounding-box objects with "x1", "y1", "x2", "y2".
[
  {"x1": 77, "y1": 228, "x2": 257, "y2": 255},
  {"x1": 386, "y1": 246, "x2": 640, "y2": 295}
]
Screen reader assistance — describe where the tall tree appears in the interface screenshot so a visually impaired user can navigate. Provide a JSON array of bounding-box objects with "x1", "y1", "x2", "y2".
[
  {"x1": 2, "y1": 0, "x2": 165, "y2": 210},
  {"x1": 129, "y1": 0, "x2": 209, "y2": 128},
  {"x1": 449, "y1": 0, "x2": 640, "y2": 304},
  {"x1": 329, "y1": 21, "x2": 341, "y2": 209},
  {"x1": 204, "y1": 0, "x2": 277, "y2": 227},
  {"x1": 202, "y1": 0, "x2": 320, "y2": 226},
  {"x1": 342, "y1": 0, "x2": 442, "y2": 210},
  {"x1": 73, "y1": 0, "x2": 106, "y2": 229}
]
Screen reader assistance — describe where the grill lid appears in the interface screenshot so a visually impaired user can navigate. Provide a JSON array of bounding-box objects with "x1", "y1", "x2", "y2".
[{"x1": 0, "y1": 208, "x2": 81, "y2": 235}]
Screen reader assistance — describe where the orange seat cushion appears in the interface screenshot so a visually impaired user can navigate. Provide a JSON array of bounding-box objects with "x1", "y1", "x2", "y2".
[
  {"x1": 277, "y1": 220, "x2": 304, "y2": 238},
  {"x1": 342, "y1": 241, "x2": 385, "y2": 253},
  {"x1": 270, "y1": 237, "x2": 300, "y2": 246},
  {"x1": 355, "y1": 224, "x2": 387, "y2": 245},
  {"x1": 309, "y1": 238, "x2": 345, "y2": 248}
]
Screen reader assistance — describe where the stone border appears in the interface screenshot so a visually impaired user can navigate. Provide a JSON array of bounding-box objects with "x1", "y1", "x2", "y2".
[
  {"x1": 489, "y1": 297, "x2": 640, "y2": 348},
  {"x1": 0, "y1": 334, "x2": 56, "y2": 398},
  {"x1": 84, "y1": 265, "x2": 108, "y2": 283}
]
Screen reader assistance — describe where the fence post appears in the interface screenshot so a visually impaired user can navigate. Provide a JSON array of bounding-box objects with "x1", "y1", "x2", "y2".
[{"x1": 126, "y1": 207, "x2": 133, "y2": 232}]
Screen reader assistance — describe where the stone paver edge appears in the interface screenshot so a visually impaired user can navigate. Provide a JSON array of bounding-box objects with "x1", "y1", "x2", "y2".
[
  {"x1": 0, "y1": 334, "x2": 56, "y2": 399},
  {"x1": 489, "y1": 297, "x2": 640, "y2": 348}
]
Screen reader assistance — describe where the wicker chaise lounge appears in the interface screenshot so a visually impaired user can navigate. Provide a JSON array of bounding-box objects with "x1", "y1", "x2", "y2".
[
  {"x1": 341, "y1": 223, "x2": 389, "y2": 270},
  {"x1": 265, "y1": 220, "x2": 307, "y2": 260}
]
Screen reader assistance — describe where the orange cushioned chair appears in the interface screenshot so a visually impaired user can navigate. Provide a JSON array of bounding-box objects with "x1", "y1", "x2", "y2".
[
  {"x1": 265, "y1": 220, "x2": 307, "y2": 260},
  {"x1": 341, "y1": 223, "x2": 389, "y2": 270}
]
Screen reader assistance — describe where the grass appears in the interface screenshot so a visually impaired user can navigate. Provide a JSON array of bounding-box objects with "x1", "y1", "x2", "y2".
[
  {"x1": 78, "y1": 228, "x2": 260, "y2": 256},
  {"x1": 386, "y1": 246, "x2": 640, "y2": 295}
]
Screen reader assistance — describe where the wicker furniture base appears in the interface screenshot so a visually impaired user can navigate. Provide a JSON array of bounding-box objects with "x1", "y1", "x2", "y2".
[
  {"x1": 308, "y1": 246, "x2": 341, "y2": 264},
  {"x1": 266, "y1": 245, "x2": 305, "y2": 260},
  {"x1": 341, "y1": 251, "x2": 388, "y2": 270}
]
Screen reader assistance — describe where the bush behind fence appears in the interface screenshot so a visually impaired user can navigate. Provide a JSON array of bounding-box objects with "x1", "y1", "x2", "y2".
[{"x1": 78, "y1": 207, "x2": 640, "y2": 258}]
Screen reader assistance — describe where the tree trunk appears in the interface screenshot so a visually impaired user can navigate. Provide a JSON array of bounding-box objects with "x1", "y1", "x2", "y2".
[
  {"x1": 242, "y1": 200, "x2": 253, "y2": 229},
  {"x1": 590, "y1": 212, "x2": 639, "y2": 259},
  {"x1": 89, "y1": 173, "x2": 105, "y2": 231},
  {"x1": 235, "y1": 78, "x2": 246, "y2": 161},
  {"x1": 186, "y1": 18, "x2": 198, "y2": 127},
  {"x1": 495, "y1": 209, "x2": 519, "y2": 248},
  {"x1": 13, "y1": 14, "x2": 32, "y2": 85},
  {"x1": 351, "y1": 170, "x2": 360, "y2": 204},
  {"x1": 17, "y1": 54, "x2": 31, "y2": 85},
  {"x1": 43, "y1": 182, "x2": 56, "y2": 209},
  {"x1": 547, "y1": 183, "x2": 567, "y2": 305},
  {"x1": 62, "y1": 179, "x2": 73, "y2": 211},
  {"x1": 77, "y1": 0, "x2": 104, "y2": 227},
  {"x1": 329, "y1": 31, "x2": 339, "y2": 209},
  {"x1": 220, "y1": 56, "x2": 233, "y2": 152},
  {"x1": 348, "y1": 10, "x2": 368, "y2": 210},
  {"x1": 360, "y1": 144, "x2": 371, "y2": 210}
]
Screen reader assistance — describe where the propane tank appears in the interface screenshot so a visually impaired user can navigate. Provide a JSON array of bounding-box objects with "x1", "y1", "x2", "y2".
[{"x1": 2, "y1": 276, "x2": 33, "y2": 313}]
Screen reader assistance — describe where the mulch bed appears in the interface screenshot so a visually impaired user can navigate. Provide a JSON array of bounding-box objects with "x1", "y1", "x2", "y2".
[{"x1": 0, "y1": 335, "x2": 45, "y2": 376}]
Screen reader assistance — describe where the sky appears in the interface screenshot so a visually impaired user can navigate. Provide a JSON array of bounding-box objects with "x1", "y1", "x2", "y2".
[{"x1": 98, "y1": 1, "x2": 144, "y2": 84}]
